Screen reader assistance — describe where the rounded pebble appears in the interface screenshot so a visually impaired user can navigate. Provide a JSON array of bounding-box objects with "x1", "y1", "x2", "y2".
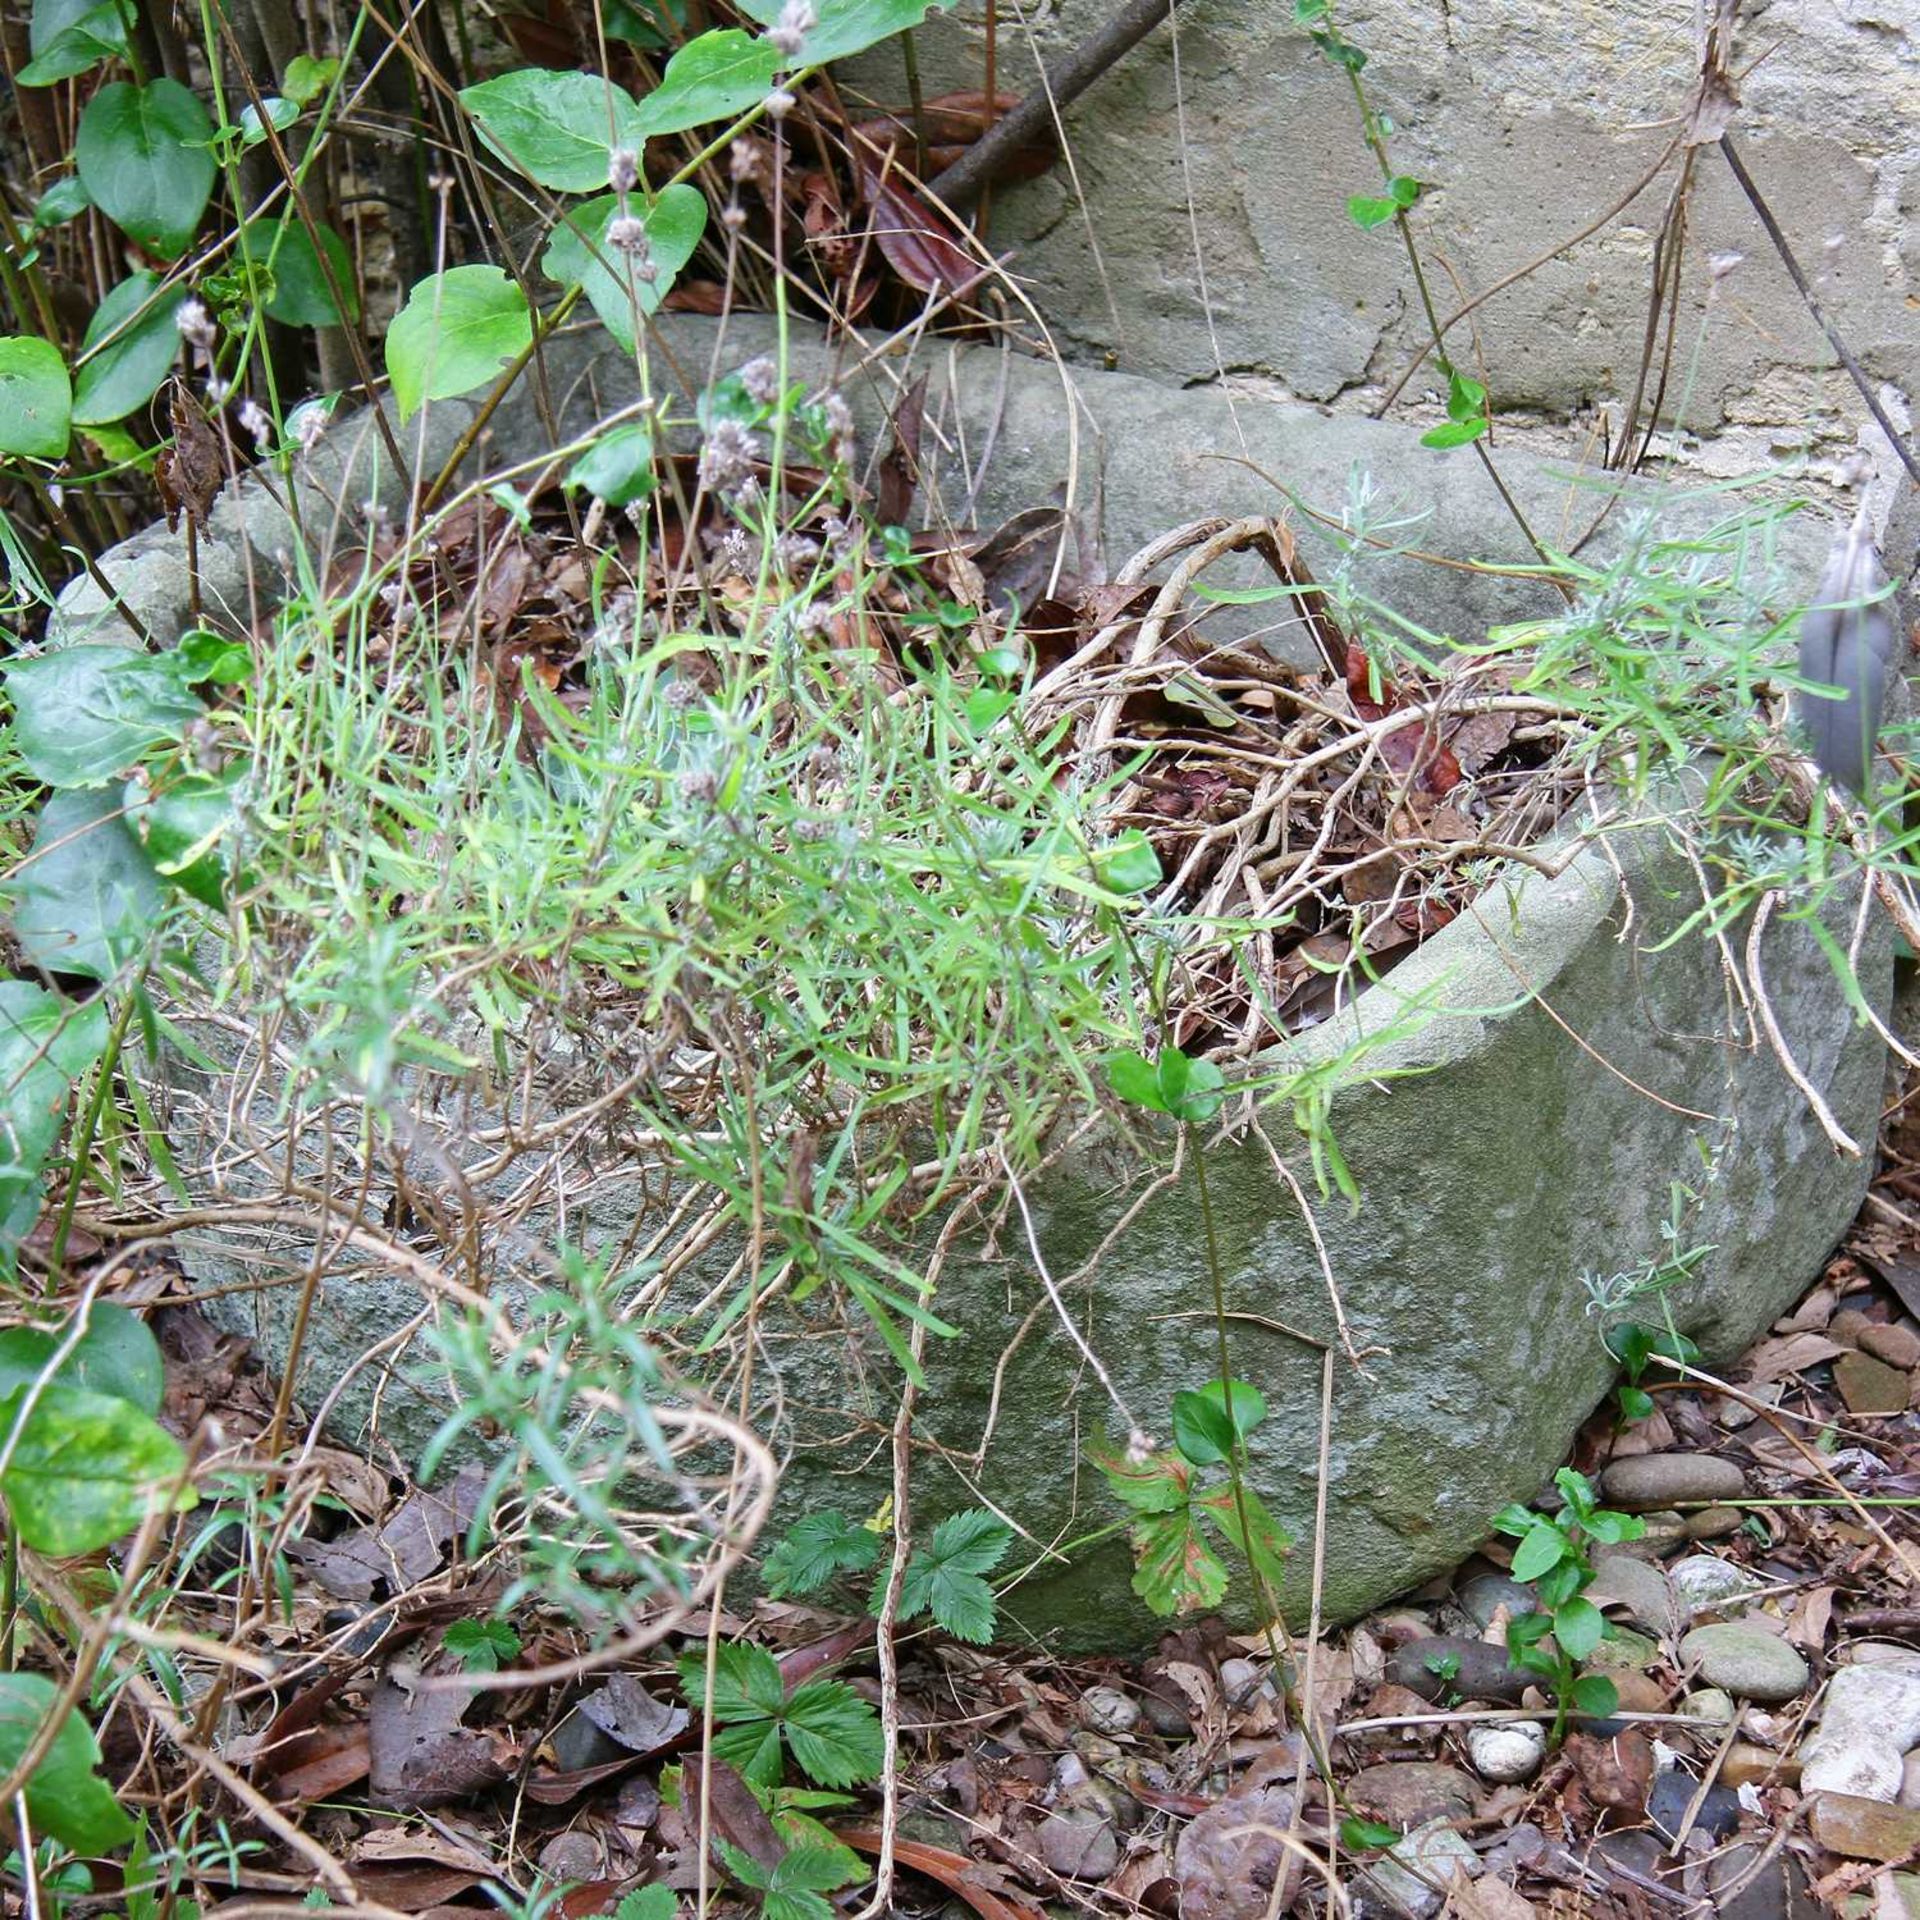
[
  {"x1": 1456, "y1": 1574, "x2": 1538, "y2": 1630},
  {"x1": 1685, "y1": 1505, "x2": 1745, "y2": 1540},
  {"x1": 1040, "y1": 1807, "x2": 1119, "y2": 1881},
  {"x1": 1680, "y1": 1623, "x2": 1809, "y2": 1703},
  {"x1": 1669, "y1": 1554, "x2": 1760, "y2": 1617},
  {"x1": 1140, "y1": 1692, "x2": 1191, "y2": 1739},
  {"x1": 1467, "y1": 1720, "x2": 1546, "y2": 1783},
  {"x1": 1679, "y1": 1687, "x2": 1737, "y2": 1724},
  {"x1": 1219, "y1": 1657, "x2": 1272, "y2": 1708},
  {"x1": 1861, "y1": 1322, "x2": 1920, "y2": 1370},
  {"x1": 1600, "y1": 1452, "x2": 1746, "y2": 1510},
  {"x1": 1079, "y1": 1684, "x2": 1141, "y2": 1737}
]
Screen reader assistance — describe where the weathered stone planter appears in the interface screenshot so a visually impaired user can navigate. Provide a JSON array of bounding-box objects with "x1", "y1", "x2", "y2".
[{"x1": 49, "y1": 318, "x2": 1887, "y2": 1648}]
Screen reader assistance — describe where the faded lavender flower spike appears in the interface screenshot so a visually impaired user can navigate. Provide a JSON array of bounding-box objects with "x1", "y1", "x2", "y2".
[
  {"x1": 739, "y1": 356, "x2": 781, "y2": 406},
  {"x1": 607, "y1": 146, "x2": 640, "y2": 195},
  {"x1": 699, "y1": 418, "x2": 761, "y2": 495},
  {"x1": 175, "y1": 297, "x2": 216, "y2": 352},
  {"x1": 606, "y1": 214, "x2": 659, "y2": 282},
  {"x1": 766, "y1": 0, "x2": 815, "y2": 60},
  {"x1": 237, "y1": 398, "x2": 273, "y2": 449}
]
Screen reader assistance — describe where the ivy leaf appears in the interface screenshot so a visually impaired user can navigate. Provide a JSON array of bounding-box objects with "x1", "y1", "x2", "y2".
[
  {"x1": 0, "y1": 1382, "x2": 195, "y2": 1555},
  {"x1": 460, "y1": 69, "x2": 647, "y2": 193},
  {"x1": 76, "y1": 78, "x2": 217, "y2": 259},
  {"x1": 0, "y1": 1302, "x2": 165, "y2": 1416},
  {"x1": 541, "y1": 185, "x2": 707, "y2": 352},
  {"x1": 0, "y1": 337, "x2": 72, "y2": 461},
  {"x1": 1129, "y1": 1503, "x2": 1228, "y2": 1617},
  {"x1": 0, "y1": 1673, "x2": 134, "y2": 1854},
  {"x1": 384, "y1": 266, "x2": 531, "y2": 421},
  {"x1": 566, "y1": 421, "x2": 657, "y2": 508},
  {"x1": 762, "y1": 1509, "x2": 879, "y2": 1598},
  {"x1": 241, "y1": 218, "x2": 359, "y2": 327},
  {"x1": 633, "y1": 28, "x2": 782, "y2": 138},
  {"x1": 4, "y1": 644, "x2": 204, "y2": 788},
  {"x1": 8, "y1": 787, "x2": 168, "y2": 981},
  {"x1": 19, "y1": 0, "x2": 131, "y2": 87},
  {"x1": 733, "y1": 0, "x2": 960, "y2": 66},
  {"x1": 71, "y1": 273, "x2": 187, "y2": 427},
  {"x1": 0, "y1": 983, "x2": 109, "y2": 1272}
]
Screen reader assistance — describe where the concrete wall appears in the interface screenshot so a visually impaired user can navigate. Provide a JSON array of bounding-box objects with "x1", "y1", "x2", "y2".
[{"x1": 847, "y1": 0, "x2": 1916, "y2": 504}]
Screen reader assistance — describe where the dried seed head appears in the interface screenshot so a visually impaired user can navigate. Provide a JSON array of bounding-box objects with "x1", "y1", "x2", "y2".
[
  {"x1": 607, "y1": 146, "x2": 640, "y2": 194},
  {"x1": 763, "y1": 86, "x2": 796, "y2": 120},
  {"x1": 678, "y1": 765, "x2": 721, "y2": 804},
  {"x1": 711, "y1": 526, "x2": 755, "y2": 578},
  {"x1": 698, "y1": 418, "x2": 761, "y2": 494},
  {"x1": 776, "y1": 531, "x2": 821, "y2": 573},
  {"x1": 237, "y1": 398, "x2": 273, "y2": 449},
  {"x1": 766, "y1": 0, "x2": 815, "y2": 59},
  {"x1": 729, "y1": 139, "x2": 766, "y2": 187},
  {"x1": 739, "y1": 356, "x2": 781, "y2": 406},
  {"x1": 176, "y1": 297, "x2": 216, "y2": 351}
]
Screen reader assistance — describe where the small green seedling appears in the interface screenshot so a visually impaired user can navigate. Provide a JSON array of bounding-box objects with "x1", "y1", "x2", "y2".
[{"x1": 1490, "y1": 1468, "x2": 1644, "y2": 1743}]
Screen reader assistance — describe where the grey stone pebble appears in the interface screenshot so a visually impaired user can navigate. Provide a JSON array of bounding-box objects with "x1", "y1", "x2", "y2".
[
  {"x1": 1679, "y1": 1688, "x2": 1737, "y2": 1724},
  {"x1": 1669, "y1": 1553, "x2": 1761, "y2": 1617},
  {"x1": 1797, "y1": 1659, "x2": 1920, "y2": 1802},
  {"x1": 1601, "y1": 1453, "x2": 1746, "y2": 1510},
  {"x1": 1679, "y1": 1624, "x2": 1809, "y2": 1703},
  {"x1": 1360, "y1": 1820, "x2": 1480, "y2": 1920},
  {"x1": 1078, "y1": 1685, "x2": 1141, "y2": 1737},
  {"x1": 1707, "y1": 1843, "x2": 1819, "y2": 1920},
  {"x1": 1219, "y1": 1657, "x2": 1272, "y2": 1707},
  {"x1": 1388, "y1": 1635, "x2": 1531, "y2": 1704},
  {"x1": 1647, "y1": 1764, "x2": 1742, "y2": 1842},
  {"x1": 1588, "y1": 1626, "x2": 1659, "y2": 1674},
  {"x1": 1466, "y1": 1720, "x2": 1546, "y2": 1783},
  {"x1": 1685, "y1": 1504, "x2": 1746, "y2": 1540},
  {"x1": 1456, "y1": 1573, "x2": 1538, "y2": 1630},
  {"x1": 536, "y1": 1831, "x2": 601, "y2": 1882},
  {"x1": 1040, "y1": 1806, "x2": 1119, "y2": 1881},
  {"x1": 1590, "y1": 1554, "x2": 1676, "y2": 1635},
  {"x1": 1140, "y1": 1691, "x2": 1192, "y2": 1739}
]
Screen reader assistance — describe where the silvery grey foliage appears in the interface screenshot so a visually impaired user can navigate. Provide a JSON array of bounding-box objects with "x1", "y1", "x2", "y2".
[{"x1": 1797, "y1": 503, "x2": 1893, "y2": 796}]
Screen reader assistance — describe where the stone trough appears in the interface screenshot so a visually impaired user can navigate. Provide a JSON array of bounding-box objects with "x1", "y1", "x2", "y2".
[{"x1": 47, "y1": 317, "x2": 1888, "y2": 1647}]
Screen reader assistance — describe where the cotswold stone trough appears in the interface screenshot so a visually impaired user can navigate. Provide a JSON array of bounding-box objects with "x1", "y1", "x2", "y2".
[{"x1": 52, "y1": 317, "x2": 1888, "y2": 1647}]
